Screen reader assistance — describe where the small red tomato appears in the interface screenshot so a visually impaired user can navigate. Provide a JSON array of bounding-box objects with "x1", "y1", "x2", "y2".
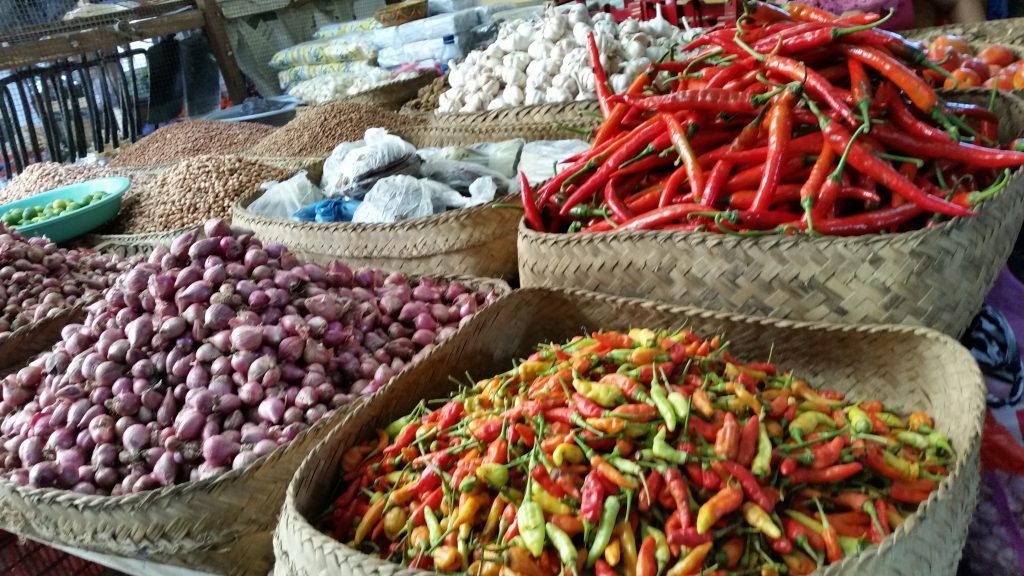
[
  {"x1": 961, "y1": 57, "x2": 991, "y2": 81},
  {"x1": 929, "y1": 34, "x2": 972, "y2": 56},
  {"x1": 944, "y1": 67, "x2": 981, "y2": 89},
  {"x1": 1014, "y1": 67, "x2": 1024, "y2": 89},
  {"x1": 978, "y1": 45, "x2": 1017, "y2": 67},
  {"x1": 984, "y1": 75, "x2": 1015, "y2": 91}
]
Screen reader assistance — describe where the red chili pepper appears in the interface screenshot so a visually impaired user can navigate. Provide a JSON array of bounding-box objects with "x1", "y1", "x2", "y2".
[
  {"x1": 587, "y1": 31, "x2": 612, "y2": 118},
  {"x1": 603, "y1": 177, "x2": 635, "y2": 223},
  {"x1": 878, "y1": 82, "x2": 948, "y2": 142},
  {"x1": 436, "y1": 401, "x2": 464, "y2": 431},
  {"x1": 750, "y1": 88, "x2": 797, "y2": 213},
  {"x1": 410, "y1": 487, "x2": 444, "y2": 525},
  {"x1": 770, "y1": 534, "x2": 795, "y2": 554},
  {"x1": 605, "y1": 203, "x2": 715, "y2": 232},
  {"x1": 809, "y1": 436, "x2": 845, "y2": 469},
  {"x1": 723, "y1": 155, "x2": 808, "y2": 193},
  {"x1": 519, "y1": 171, "x2": 544, "y2": 232},
  {"x1": 890, "y1": 482, "x2": 932, "y2": 504},
  {"x1": 581, "y1": 470, "x2": 606, "y2": 524},
  {"x1": 595, "y1": 560, "x2": 617, "y2": 576},
  {"x1": 840, "y1": 45, "x2": 935, "y2": 113},
  {"x1": 764, "y1": 55, "x2": 857, "y2": 126},
  {"x1": 703, "y1": 116, "x2": 763, "y2": 207},
  {"x1": 704, "y1": 132, "x2": 824, "y2": 167},
  {"x1": 713, "y1": 460, "x2": 777, "y2": 512},
  {"x1": 781, "y1": 458, "x2": 798, "y2": 477},
  {"x1": 871, "y1": 124, "x2": 1024, "y2": 168},
  {"x1": 664, "y1": 467, "x2": 692, "y2": 527},
  {"x1": 714, "y1": 412, "x2": 741, "y2": 461},
  {"x1": 737, "y1": 415, "x2": 760, "y2": 467},
  {"x1": 787, "y1": 462, "x2": 863, "y2": 484},
  {"x1": 639, "y1": 469, "x2": 664, "y2": 512},
  {"x1": 594, "y1": 71, "x2": 653, "y2": 146},
  {"x1": 383, "y1": 421, "x2": 419, "y2": 457},
  {"x1": 668, "y1": 526, "x2": 714, "y2": 546},
  {"x1": 531, "y1": 465, "x2": 566, "y2": 498},
  {"x1": 818, "y1": 119, "x2": 974, "y2": 218},
  {"x1": 660, "y1": 113, "x2": 706, "y2": 208},
  {"x1": 609, "y1": 89, "x2": 760, "y2": 115},
  {"x1": 572, "y1": 393, "x2": 605, "y2": 419},
  {"x1": 472, "y1": 418, "x2": 504, "y2": 443},
  {"x1": 874, "y1": 498, "x2": 891, "y2": 535},
  {"x1": 637, "y1": 535, "x2": 658, "y2": 576},
  {"x1": 542, "y1": 407, "x2": 573, "y2": 425},
  {"x1": 847, "y1": 58, "x2": 872, "y2": 126}
]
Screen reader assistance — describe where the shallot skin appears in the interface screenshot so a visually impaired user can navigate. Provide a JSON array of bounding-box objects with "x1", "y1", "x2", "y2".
[{"x1": 0, "y1": 219, "x2": 500, "y2": 493}]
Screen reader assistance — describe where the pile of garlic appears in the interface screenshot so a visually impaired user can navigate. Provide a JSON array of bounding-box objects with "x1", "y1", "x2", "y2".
[{"x1": 437, "y1": 5, "x2": 699, "y2": 113}]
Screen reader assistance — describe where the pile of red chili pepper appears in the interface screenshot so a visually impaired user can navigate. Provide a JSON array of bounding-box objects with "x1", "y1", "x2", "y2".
[
  {"x1": 519, "y1": 1, "x2": 1024, "y2": 236},
  {"x1": 323, "y1": 327, "x2": 953, "y2": 575}
]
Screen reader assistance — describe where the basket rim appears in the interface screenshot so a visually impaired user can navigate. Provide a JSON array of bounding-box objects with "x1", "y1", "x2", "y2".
[
  {"x1": 517, "y1": 168, "x2": 1022, "y2": 247},
  {"x1": 279, "y1": 287, "x2": 986, "y2": 574},
  {"x1": 0, "y1": 274, "x2": 510, "y2": 510},
  {"x1": 235, "y1": 189, "x2": 521, "y2": 233}
]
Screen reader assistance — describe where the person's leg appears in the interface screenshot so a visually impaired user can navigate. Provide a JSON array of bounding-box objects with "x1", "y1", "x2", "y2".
[{"x1": 953, "y1": 0, "x2": 988, "y2": 21}]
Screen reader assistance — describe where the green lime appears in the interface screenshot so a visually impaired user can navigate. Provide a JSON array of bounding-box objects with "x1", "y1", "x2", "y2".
[
  {"x1": 52, "y1": 199, "x2": 67, "y2": 210},
  {"x1": 22, "y1": 207, "x2": 38, "y2": 219},
  {"x1": 66, "y1": 202, "x2": 81, "y2": 212},
  {"x1": 3, "y1": 213, "x2": 19, "y2": 226}
]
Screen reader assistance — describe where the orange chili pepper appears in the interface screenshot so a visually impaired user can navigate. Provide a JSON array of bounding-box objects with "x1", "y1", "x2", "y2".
[
  {"x1": 592, "y1": 455, "x2": 638, "y2": 490},
  {"x1": 692, "y1": 389, "x2": 715, "y2": 419},
  {"x1": 714, "y1": 412, "x2": 740, "y2": 461}
]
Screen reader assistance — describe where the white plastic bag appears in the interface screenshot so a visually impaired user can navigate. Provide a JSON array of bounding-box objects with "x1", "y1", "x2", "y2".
[
  {"x1": 519, "y1": 139, "x2": 591, "y2": 185},
  {"x1": 320, "y1": 129, "x2": 419, "y2": 198},
  {"x1": 430, "y1": 176, "x2": 498, "y2": 211},
  {"x1": 420, "y1": 158, "x2": 512, "y2": 196},
  {"x1": 418, "y1": 138, "x2": 523, "y2": 178},
  {"x1": 248, "y1": 171, "x2": 323, "y2": 219},
  {"x1": 352, "y1": 175, "x2": 441, "y2": 223}
]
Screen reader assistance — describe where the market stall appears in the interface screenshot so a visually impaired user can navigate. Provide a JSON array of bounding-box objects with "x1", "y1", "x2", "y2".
[{"x1": 0, "y1": 2, "x2": 1021, "y2": 576}]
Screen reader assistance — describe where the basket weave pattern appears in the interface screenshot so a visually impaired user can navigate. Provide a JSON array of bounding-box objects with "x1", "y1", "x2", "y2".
[
  {"x1": 518, "y1": 93, "x2": 1024, "y2": 337},
  {"x1": 273, "y1": 288, "x2": 985, "y2": 576},
  {"x1": 399, "y1": 102, "x2": 601, "y2": 148},
  {"x1": 0, "y1": 275, "x2": 509, "y2": 576}
]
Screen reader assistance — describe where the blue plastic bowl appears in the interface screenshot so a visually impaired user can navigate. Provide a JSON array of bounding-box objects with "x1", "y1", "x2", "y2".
[{"x1": 0, "y1": 176, "x2": 130, "y2": 243}]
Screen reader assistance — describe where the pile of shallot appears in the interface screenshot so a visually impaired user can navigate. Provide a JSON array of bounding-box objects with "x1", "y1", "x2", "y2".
[
  {"x1": 0, "y1": 220, "x2": 500, "y2": 494},
  {"x1": 0, "y1": 225, "x2": 135, "y2": 336}
]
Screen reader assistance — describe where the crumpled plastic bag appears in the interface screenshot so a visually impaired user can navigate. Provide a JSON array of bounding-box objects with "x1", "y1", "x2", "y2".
[
  {"x1": 519, "y1": 139, "x2": 591, "y2": 186},
  {"x1": 420, "y1": 158, "x2": 512, "y2": 196},
  {"x1": 321, "y1": 129, "x2": 420, "y2": 199},
  {"x1": 418, "y1": 138, "x2": 523, "y2": 178},
  {"x1": 248, "y1": 171, "x2": 323, "y2": 220},
  {"x1": 293, "y1": 198, "x2": 363, "y2": 223},
  {"x1": 352, "y1": 174, "x2": 497, "y2": 224}
]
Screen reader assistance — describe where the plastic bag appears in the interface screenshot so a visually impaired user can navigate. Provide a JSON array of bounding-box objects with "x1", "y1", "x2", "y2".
[
  {"x1": 277, "y1": 63, "x2": 373, "y2": 89},
  {"x1": 352, "y1": 175, "x2": 440, "y2": 223},
  {"x1": 248, "y1": 171, "x2": 323, "y2": 219},
  {"x1": 320, "y1": 129, "x2": 420, "y2": 199},
  {"x1": 421, "y1": 158, "x2": 512, "y2": 196},
  {"x1": 270, "y1": 38, "x2": 376, "y2": 70},
  {"x1": 293, "y1": 198, "x2": 362, "y2": 223},
  {"x1": 960, "y1": 270, "x2": 1024, "y2": 576},
  {"x1": 429, "y1": 175, "x2": 498, "y2": 211},
  {"x1": 418, "y1": 138, "x2": 523, "y2": 178},
  {"x1": 314, "y1": 18, "x2": 381, "y2": 39},
  {"x1": 519, "y1": 139, "x2": 592, "y2": 185}
]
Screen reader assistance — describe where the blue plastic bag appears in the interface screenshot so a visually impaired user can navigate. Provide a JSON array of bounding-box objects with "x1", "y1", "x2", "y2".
[{"x1": 292, "y1": 198, "x2": 362, "y2": 223}]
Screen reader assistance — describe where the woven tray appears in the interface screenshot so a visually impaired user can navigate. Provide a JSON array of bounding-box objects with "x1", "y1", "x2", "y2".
[
  {"x1": 399, "y1": 102, "x2": 602, "y2": 148},
  {"x1": 272, "y1": 288, "x2": 986, "y2": 576},
  {"x1": 519, "y1": 93, "x2": 1024, "y2": 337},
  {"x1": 78, "y1": 226, "x2": 197, "y2": 258},
  {"x1": 0, "y1": 305, "x2": 86, "y2": 373},
  {"x1": 0, "y1": 274, "x2": 509, "y2": 576}
]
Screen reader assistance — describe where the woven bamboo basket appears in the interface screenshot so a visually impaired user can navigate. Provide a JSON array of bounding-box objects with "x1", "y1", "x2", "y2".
[
  {"x1": 78, "y1": 226, "x2": 196, "y2": 258},
  {"x1": 518, "y1": 93, "x2": 1024, "y2": 337},
  {"x1": 399, "y1": 101, "x2": 602, "y2": 148},
  {"x1": 0, "y1": 275, "x2": 509, "y2": 576},
  {"x1": 0, "y1": 305, "x2": 85, "y2": 372},
  {"x1": 272, "y1": 288, "x2": 986, "y2": 576},
  {"x1": 905, "y1": 16, "x2": 1024, "y2": 45},
  {"x1": 233, "y1": 187, "x2": 521, "y2": 278}
]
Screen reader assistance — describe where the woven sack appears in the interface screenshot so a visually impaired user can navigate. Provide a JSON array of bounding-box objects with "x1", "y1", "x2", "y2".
[
  {"x1": 272, "y1": 287, "x2": 986, "y2": 576},
  {"x1": 0, "y1": 274, "x2": 509, "y2": 576},
  {"x1": 518, "y1": 93, "x2": 1024, "y2": 337},
  {"x1": 399, "y1": 101, "x2": 601, "y2": 148}
]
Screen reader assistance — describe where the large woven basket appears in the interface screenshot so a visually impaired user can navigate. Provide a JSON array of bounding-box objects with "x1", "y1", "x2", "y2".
[
  {"x1": 77, "y1": 226, "x2": 197, "y2": 258},
  {"x1": 273, "y1": 288, "x2": 986, "y2": 576},
  {"x1": 347, "y1": 74, "x2": 436, "y2": 111},
  {"x1": 0, "y1": 305, "x2": 85, "y2": 372},
  {"x1": 233, "y1": 188, "x2": 521, "y2": 279},
  {"x1": 399, "y1": 102, "x2": 601, "y2": 148},
  {"x1": 905, "y1": 17, "x2": 1024, "y2": 44},
  {"x1": 519, "y1": 93, "x2": 1024, "y2": 337},
  {"x1": 0, "y1": 275, "x2": 509, "y2": 576}
]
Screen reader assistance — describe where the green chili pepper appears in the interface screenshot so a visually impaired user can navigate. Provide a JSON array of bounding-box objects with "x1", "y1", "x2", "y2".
[
  {"x1": 424, "y1": 506, "x2": 442, "y2": 546},
  {"x1": 846, "y1": 406, "x2": 872, "y2": 435},
  {"x1": 751, "y1": 422, "x2": 773, "y2": 477},
  {"x1": 604, "y1": 349, "x2": 635, "y2": 364},
  {"x1": 385, "y1": 415, "x2": 413, "y2": 438},
  {"x1": 476, "y1": 463, "x2": 510, "y2": 489},
  {"x1": 839, "y1": 535, "x2": 864, "y2": 556},
  {"x1": 650, "y1": 374, "x2": 677, "y2": 432},
  {"x1": 789, "y1": 410, "x2": 837, "y2": 440},
  {"x1": 643, "y1": 524, "x2": 671, "y2": 570},
  {"x1": 545, "y1": 522, "x2": 578, "y2": 569},
  {"x1": 927, "y1": 431, "x2": 954, "y2": 456},
  {"x1": 587, "y1": 495, "x2": 621, "y2": 566},
  {"x1": 668, "y1": 391, "x2": 690, "y2": 422},
  {"x1": 608, "y1": 456, "x2": 644, "y2": 477},
  {"x1": 517, "y1": 500, "x2": 546, "y2": 557},
  {"x1": 875, "y1": 412, "x2": 905, "y2": 429},
  {"x1": 895, "y1": 431, "x2": 929, "y2": 450},
  {"x1": 458, "y1": 475, "x2": 477, "y2": 493},
  {"x1": 652, "y1": 429, "x2": 690, "y2": 465}
]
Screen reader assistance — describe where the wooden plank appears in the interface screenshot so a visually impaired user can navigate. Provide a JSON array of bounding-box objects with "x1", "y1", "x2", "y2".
[
  {"x1": 195, "y1": 0, "x2": 248, "y2": 104},
  {"x1": 0, "y1": 10, "x2": 207, "y2": 70},
  {"x1": 0, "y1": 1, "x2": 194, "y2": 45}
]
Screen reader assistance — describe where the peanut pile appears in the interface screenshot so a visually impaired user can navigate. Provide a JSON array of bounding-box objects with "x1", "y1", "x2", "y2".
[
  {"x1": 110, "y1": 121, "x2": 276, "y2": 168},
  {"x1": 249, "y1": 101, "x2": 416, "y2": 158}
]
